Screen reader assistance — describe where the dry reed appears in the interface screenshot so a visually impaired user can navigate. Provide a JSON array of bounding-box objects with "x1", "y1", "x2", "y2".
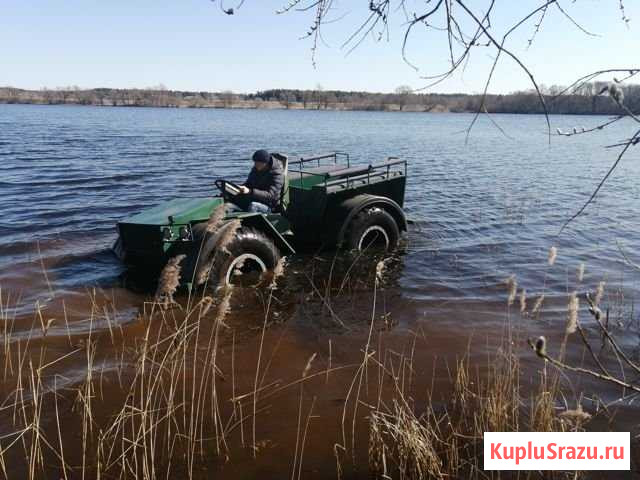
[
  {"x1": 2, "y1": 240, "x2": 631, "y2": 480},
  {"x1": 531, "y1": 294, "x2": 545, "y2": 315},
  {"x1": 559, "y1": 404, "x2": 592, "y2": 425},
  {"x1": 577, "y1": 262, "x2": 585, "y2": 282},
  {"x1": 217, "y1": 220, "x2": 242, "y2": 255},
  {"x1": 506, "y1": 275, "x2": 517, "y2": 306},
  {"x1": 195, "y1": 219, "x2": 242, "y2": 286},
  {"x1": 154, "y1": 254, "x2": 187, "y2": 309},
  {"x1": 270, "y1": 257, "x2": 286, "y2": 289},
  {"x1": 367, "y1": 341, "x2": 572, "y2": 479},
  {"x1": 566, "y1": 292, "x2": 579, "y2": 334},
  {"x1": 594, "y1": 281, "x2": 606, "y2": 306},
  {"x1": 206, "y1": 203, "x2": 228, "y2": 233}
]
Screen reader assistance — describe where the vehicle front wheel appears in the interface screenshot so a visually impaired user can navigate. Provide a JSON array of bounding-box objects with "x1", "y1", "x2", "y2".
[
  {"x1": 344, "y1": 207, "x2": 400, "y2": 252},
  {"x1": 199, "y1": 227, "x2": 281, "y2": 288}
]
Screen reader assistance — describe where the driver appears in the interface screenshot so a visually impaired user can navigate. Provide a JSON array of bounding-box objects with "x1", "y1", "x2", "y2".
[{"x1": 235, "y1": 149, "x2": 284, "y2": 213}]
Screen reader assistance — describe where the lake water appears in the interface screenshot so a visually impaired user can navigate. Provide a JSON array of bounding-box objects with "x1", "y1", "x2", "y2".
[{"x1": 1, "y1": 104, "x2": 639, "y2": 477}]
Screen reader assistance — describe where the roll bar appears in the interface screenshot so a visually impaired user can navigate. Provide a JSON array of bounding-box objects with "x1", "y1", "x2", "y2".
[
  {"x1": 288, "y1": 152, "x2": 351, "y2": 168},
  {"x1": 289, "y1": 154, "x2": 405, "y2": 190}
]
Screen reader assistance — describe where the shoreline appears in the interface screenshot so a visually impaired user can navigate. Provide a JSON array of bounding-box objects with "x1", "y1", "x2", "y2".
[
  {"x1": 0, "y1": 100, "x2": 623, "y2": 116},
  {"x1": 0, "y1": 86, "x2": 629, "y2": 116}
]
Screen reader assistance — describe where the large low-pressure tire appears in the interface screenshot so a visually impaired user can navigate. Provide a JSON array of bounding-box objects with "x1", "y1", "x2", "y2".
[
  {"x1": 344, "y1": 207, "x2": 400, "y2": 252},
  {"x1": 195, "y1": 226, "x2": 281, "y2": 288}
]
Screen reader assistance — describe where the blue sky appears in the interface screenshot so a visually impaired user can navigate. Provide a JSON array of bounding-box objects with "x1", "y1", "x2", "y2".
[{"x1": 2, "y1": 1, "x2": 638, "y2": 94}]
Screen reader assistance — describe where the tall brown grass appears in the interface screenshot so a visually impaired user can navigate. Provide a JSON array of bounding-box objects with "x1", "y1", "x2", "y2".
[
  {"x1": 0, "y1": 245, "x2": 635, "y2": 479},
  {"x1": 366, "y1": 344, "x2": 571, "y2": 479}
]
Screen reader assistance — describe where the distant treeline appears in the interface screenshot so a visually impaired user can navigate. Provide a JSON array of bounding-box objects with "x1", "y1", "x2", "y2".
[{"x1": 1, "y1": 83, "x2": 637, "y2": 115}]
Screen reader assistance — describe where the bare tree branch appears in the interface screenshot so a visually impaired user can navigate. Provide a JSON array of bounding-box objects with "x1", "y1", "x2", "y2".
[
  {"x1": 267, "y1": 1, "x2": 639, "y2": 230},
  {"x1": 559, "y1": 127, "x2": 640, "y2": 233}
]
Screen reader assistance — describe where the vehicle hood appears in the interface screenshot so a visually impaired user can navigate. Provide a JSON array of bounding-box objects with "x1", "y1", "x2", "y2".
[{"x1": 119, "y1": 197, "x2": 223, "y2": 225}]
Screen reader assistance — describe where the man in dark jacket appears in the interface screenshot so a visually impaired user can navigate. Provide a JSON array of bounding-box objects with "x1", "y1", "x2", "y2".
[{"x1": 235, "y1": 149, "x2": 284, "y2": 213}]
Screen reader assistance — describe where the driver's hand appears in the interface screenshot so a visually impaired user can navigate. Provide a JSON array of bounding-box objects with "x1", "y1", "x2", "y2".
[{"x1": 238, "y1": 186, "x2": 250, "y2": 195}]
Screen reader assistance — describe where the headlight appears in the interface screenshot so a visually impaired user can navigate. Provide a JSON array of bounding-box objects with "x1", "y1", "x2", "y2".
[
  {"x1": 179, "y1": 226, "x2": 190, "y2": 240},
  {"x1": 162, "y1": 227, "x2": 172, "y2": 240}
]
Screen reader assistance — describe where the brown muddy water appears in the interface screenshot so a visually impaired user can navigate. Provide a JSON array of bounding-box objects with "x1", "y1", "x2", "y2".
[{"x1": 1, "y1": 104, "x2": 640, "y2": 478}]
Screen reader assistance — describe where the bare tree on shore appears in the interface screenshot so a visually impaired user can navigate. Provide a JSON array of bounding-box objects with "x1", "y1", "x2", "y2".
[
  {"x1": 313, "y1": 83, "x2": 324, "y2": 109},
  {"x1": 220, "y1": 90, "x2": 235, "y2": 108},
  {"x1": 394, "y1": 85, "x2": 412, "y2": 111}
]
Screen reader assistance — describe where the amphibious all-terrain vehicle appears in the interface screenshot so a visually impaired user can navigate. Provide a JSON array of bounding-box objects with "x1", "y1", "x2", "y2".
[{"x1": 114, "y1": 153, "x2": 407, "y2": 288}]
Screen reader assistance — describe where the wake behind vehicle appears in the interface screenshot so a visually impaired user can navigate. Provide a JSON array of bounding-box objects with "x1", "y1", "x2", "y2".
[{"x1": 114, "y1": 152, "x2": 407, "y2": 288}]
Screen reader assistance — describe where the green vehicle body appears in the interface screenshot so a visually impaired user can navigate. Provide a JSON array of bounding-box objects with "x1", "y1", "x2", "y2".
[{"x1": 115, "y1": 152, "x2": 407, "y2": 284}]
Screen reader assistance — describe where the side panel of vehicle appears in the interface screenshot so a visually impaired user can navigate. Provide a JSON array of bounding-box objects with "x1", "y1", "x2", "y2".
[
  {"x1": 329, "y1": 170, "x2": 405, "y2": 210},
  {"x1": 116, "y1": 222, "x2": 166, "y2": 268},
  {"x1": 285, "y1": 187, "x2": 328, "y2": 242}
]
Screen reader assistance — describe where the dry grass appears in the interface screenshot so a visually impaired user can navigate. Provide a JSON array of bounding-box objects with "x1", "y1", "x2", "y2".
[
  {"x1": 206, "y1": 202, "x2": 228, "y2": 233},
  {"x1": 0, "y1": 245, "x2": 636, "y2": 480},
  {"x1": 154, "y1": 254, "x2": 187, "y2": 309},
  {"x1": 0, "y1": 268, "x2": 242, "y2": 479},
  {"x1": 366, "y1": 343, "x2": 571, "y2": 480},
  {"x1": 195, "y1": 219, "x2": 242, "y2": 286},
  {"x1": 506, "y1": 275, "x2": 517, "y2": 306},
  {"x1": 363, "y1": 246, "x2": 640, "y2": 480}
]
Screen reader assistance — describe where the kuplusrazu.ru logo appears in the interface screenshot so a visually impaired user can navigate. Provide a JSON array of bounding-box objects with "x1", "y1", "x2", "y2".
[{"x1": 484, "y1": 432, "x2": 630, "y2": 471}]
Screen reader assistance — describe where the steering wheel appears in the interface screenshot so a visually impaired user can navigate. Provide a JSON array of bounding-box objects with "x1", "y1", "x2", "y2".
[{"x1": 215, "y1": 179, "x2": 244, "y2": 197}]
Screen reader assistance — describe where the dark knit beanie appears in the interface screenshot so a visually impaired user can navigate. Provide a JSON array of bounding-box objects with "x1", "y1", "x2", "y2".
[{"x1": 252, "y1": 149, "x2": 271, "y2": 164}]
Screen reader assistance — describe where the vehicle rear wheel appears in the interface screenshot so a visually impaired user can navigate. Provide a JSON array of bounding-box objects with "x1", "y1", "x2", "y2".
[
  {"x1": 197, "y1": 226, "x2": 281, "y2": 288},
  {"x1": 345, "y1": 207, "x2": 400, "y2": 252}
]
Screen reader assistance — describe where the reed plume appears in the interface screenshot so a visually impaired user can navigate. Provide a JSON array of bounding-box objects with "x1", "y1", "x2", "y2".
[
  {"x1": 594, "y1": 281, "x2": 605, "y2": 306},
  {"x1": 531, "y1": 294, "x2": 545, "y2": 315},
  {"x1": 154, "y1": 254, "x2": 187, "y2": 309},
  {"x1": 215, "y1": 287, "x2": 233, "y2": 327},
  {"x1": 302, "y1": 353, "x2": 317, "y2": 379},
  {"x1": 548, "y1": 246, "x2": 557, "y2": 266},
  {"x1": 206, "y1": 203, "x2": 228, "y2": 233},
  {"x1": 577, "y1": 262, "x2": 585, "y2": 282},
  {"x1": 506, "y1": 275, "x2": 517, "y2": 306},
  {"x1": 585, "y1": 292, "x2": 604, "y2": 321},
  {"x1": 559, "y1": 404, "x2": 591, "y2": 424},
  {"x1": 196, "y1": 220, "x2": 243, "y2": 285},
  {"x1": 270, "y1": 257, "x2": 286, "y2": 289},
  {"x1": 519, "y1": 288, "x2": 527, "y2": 314},
  {"x1": 218, "y1": 220, "x2": 242, "y2": 254},
  {"x1": 375, "y1": 260, "x2": 387, "y2": 284},
  {"x1": 199, "y1": 296, "x2": 214, "y2": 317},
  {"x1": 565, "y1": 292, "x2": 579, "y2": 334}
]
